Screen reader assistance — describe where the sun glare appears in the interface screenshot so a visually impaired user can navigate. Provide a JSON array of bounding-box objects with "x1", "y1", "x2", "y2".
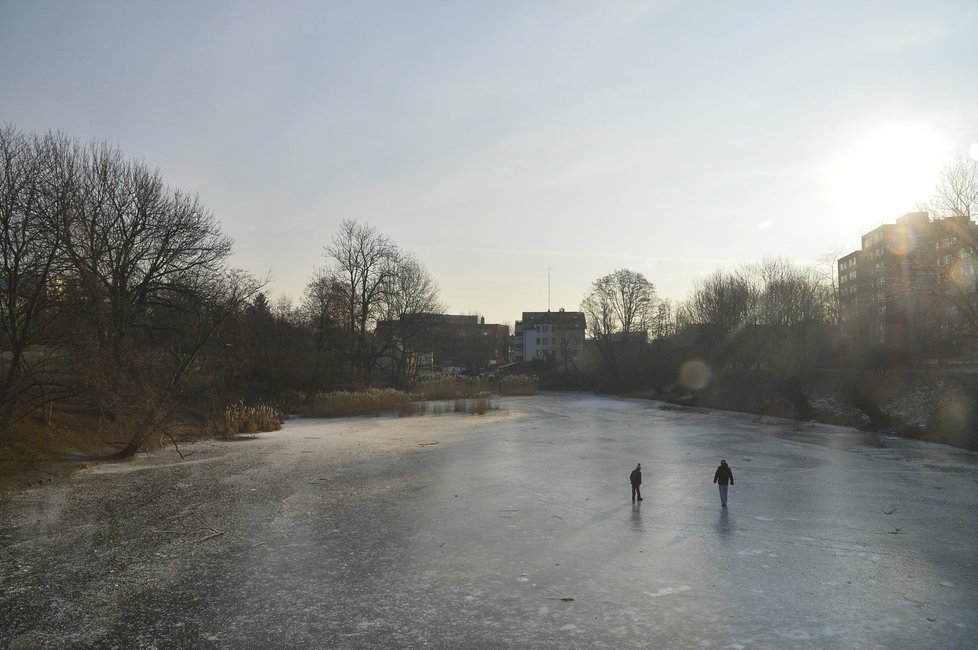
[{"x1": 825, "y1": 122, "x2": 947, "y2": 222}]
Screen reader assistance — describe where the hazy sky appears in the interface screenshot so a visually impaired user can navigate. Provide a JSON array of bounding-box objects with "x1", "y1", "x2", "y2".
[{"x1": 2, "y1": 1, "x2": 977, "y2": 325}]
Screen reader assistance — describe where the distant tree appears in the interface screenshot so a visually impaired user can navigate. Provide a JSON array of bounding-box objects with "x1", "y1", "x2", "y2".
[
  {"x1": 930, "y1": 155, "x2": 978, "y2": 221},
  {"x1": 677, "y1": 260, "x2": 836, "y2": 372},
  {"x1": 582, "y1": 269, "x2": 658, "y2": 338},
  {"x1": 271, "y1": 297, "x2": 318, "y2": 393},
  {"x1": 326, "y1": 219, "x2": 397, "y2": 386},
  {"x1": 650, "y1": 298, "x2": 676, "y2": 341},
  {"x1": 249, "y1": 292, "x2": 272, "y2": 317},
  {"x1": 677, "y1": 270, "x2": 758, "y2": 368},
  {"x1": 242, "y1": 292, "x2": 314, "y2": 394},
  {"x1": 674, "y1": 260, "x2": 836, "y2": 415},
  {"x1": 749, "y1": 258, "x2": 837, "y2": 376},
  {"x1": 816, "y1": 250, "x2": 842, "y2": 329},
  {"x1": 923, "y1": 155, "x2": 978, "y2": 351},
  {"x1": 749, "y1": 259, "x2": 830, "y2": 327},
  {"x1": 302, "y1": 267, "x2": 350, "y2": 390},
  {"x1": 377, "y1": 252, "x2": 443, "y2": 388},
  {"x1": 581, "y1": 268, "x2": 659, "y2": 384}
]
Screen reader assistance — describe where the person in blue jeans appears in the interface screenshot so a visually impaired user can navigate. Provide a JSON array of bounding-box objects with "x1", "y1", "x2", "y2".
[{"x1": 713, "y1": 459, "x2": 734, "y2": 507}]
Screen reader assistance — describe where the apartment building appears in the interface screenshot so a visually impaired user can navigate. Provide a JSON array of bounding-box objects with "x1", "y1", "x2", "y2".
[
  {"x1": 512, "y1": 309, "x2": 586, "y2": 367},
  {"x1": 837, "y1": 211, "x2": 978, "y2": 359},
  {"x1": 375, "y1": 313, "x2": 509, "y2": 375}
]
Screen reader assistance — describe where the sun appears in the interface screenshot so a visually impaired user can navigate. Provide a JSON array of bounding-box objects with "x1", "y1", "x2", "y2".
[{"x1": 824, "y1": 121, "x2": 948, "y2": 222}]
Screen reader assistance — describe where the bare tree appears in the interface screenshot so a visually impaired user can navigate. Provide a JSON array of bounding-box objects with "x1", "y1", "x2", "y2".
[
  {"x1": 925, "y1": 156, "x2": 978, "y2": 351},
  {"x1": 326, "y1": 219, "x2": 397, "y2": 386},
  {"x1": 582, "y1": 269, "x2": 658, "y2": 337},
  {"x1": 581, "y1": 268, "x2": 659, "y2": 383},
  {"x1": 377, "y1": 251, "x2": 443, "y2": 388},
  {"x1": 54, "y1": 139, "x2": 245, "y2": 457},
  {"x1": 240, "y1": 292, "x2": 314, "y2": 394},
  {"x1": 677, "y1": 270, "x2": 758, "y2": 367},
  {"x1": 0, "y1": 127, "x2": 262, "y2": 454},
  {"x1": 748, "y1": 258, "x2": 836, "y2": 372},
  {"x1": 302, "y1": 267, "x2": 350, "y2": 390},
  {"x1": 650, "y1": 298, "x2": 675, "y2": 341},
  {"x1": 678, "y1": 261, "x2": 835, "y2": 371},
  {"x1": 930, "y1": 155, "x2": 978, "y2": 220},
  {"x1": 675, "y1": 260, "x2": 835, "y2": 415},
  {"x1": 0, "y1": 127, "x2": 78, "y2": 427},
  {"x1": 749, "y1": 258, "x2": 834, "y2": 328}
]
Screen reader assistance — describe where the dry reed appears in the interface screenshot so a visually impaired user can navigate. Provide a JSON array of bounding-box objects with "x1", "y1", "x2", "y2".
[{"x1": 223, "y1": 401, "x2": 283, "y2": 439}]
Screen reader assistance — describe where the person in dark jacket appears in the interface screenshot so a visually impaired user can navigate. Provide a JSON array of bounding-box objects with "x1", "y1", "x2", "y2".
[
  {"x1": 629, "y1": 463, "x2": 643, "y2": 502},
  {"x1": 713, "y1": 460, "x2": 734, "y2": 507}
]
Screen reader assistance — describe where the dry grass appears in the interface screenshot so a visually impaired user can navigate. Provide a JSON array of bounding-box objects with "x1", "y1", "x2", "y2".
[
  {"x1": 300, "y1": 382, "x2": 504, "y2": 418},
  {"x1": 414, "y1": 376, "x2": 492, "y2": 400},
  {"x1": 498, "y1": 374, "x2": 538, "y2": 396},
  {"x1": 223, "y1": 401, "x2": 283, "y2": 438},
  {"x1": 0, "y1": 405, "x2": 128, "y2": 491},
  {"x1": 0, "y1": 379, "x2": 515, "y2": 491},
  {"x1": 300, "y1": 388, "x2": 424, "y2": 418},
  {"x1": 415, "y1": 374, "x2": 537, "y2": 399},
  {"x1": 426, "y1": 392, "x2": 494, "y2": 415},
  {"x1": 470, "y1": 395, "x2": 491, "y2": 415}
]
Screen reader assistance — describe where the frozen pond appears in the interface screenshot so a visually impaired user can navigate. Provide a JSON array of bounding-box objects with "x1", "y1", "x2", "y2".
[{"x1": 2, "y1": 393, "x2": 978, "y2": 648}]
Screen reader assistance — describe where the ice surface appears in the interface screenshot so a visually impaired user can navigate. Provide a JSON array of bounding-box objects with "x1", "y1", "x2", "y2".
[{"x1": 1, "y1": 393, "x2": 977, "y2": 648}]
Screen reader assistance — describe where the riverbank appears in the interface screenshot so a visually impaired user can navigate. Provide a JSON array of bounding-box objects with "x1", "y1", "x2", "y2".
[{"x1": 647, "y1": 367, "x2": 978, "y2": 450}]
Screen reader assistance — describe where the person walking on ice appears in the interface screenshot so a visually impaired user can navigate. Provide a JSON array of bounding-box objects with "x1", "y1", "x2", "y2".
[
  {"x1": 713, "y1": 459, "x2": 734, "y2": 507},
  {"x1": 630, "y1": 463, "x2": 643, "y2": 502}
]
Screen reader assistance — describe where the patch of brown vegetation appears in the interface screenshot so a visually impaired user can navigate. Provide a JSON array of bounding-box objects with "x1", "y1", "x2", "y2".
[
  {"x1": 0, "y1": 407, "x2": 112, "y2": 492},
  {"x1": 0, "y1": 405, "x2": 214, "y2": 492}
]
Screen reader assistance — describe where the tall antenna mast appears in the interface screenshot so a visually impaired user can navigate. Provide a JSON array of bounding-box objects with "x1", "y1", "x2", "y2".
[{"x1": 548, "y1": 266, "x2": 552, "y2": 311}]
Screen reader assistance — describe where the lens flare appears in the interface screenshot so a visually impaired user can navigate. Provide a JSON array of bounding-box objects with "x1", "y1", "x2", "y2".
[
  {"x1": 947, "y1": 251, "x2": 978, "y2": 290},
  {"x1": 679, "y1": 359, "x2": 712, "y2": 391},
  {"x1": 937, "y1": 391, "x2": 970, "y2": 434},
  {"x1": 884, "y1": 223, "x2": 916, "y2": 257}
]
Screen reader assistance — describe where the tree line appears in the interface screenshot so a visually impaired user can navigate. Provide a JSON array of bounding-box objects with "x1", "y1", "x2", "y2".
[
  {"x1": 0, "y1": 126, "x2": 264, "y2": 455},
  {"x1": 0, "y1": 127, "x2": 441, "y2": 456},
  {"x1": 3, "y1": 125, "x2": 977, "y2": 454},
  {"x1": 578, "y1": 155, "x2": 978, "y2": 394},
  {"x1": 580, "y1": 260, "x2": 836, "y2": 393}
]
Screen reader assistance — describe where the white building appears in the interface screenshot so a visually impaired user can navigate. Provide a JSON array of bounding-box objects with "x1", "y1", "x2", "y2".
[{"x1": 513, "y1": 309, "x2": 586, "y2": 367}]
